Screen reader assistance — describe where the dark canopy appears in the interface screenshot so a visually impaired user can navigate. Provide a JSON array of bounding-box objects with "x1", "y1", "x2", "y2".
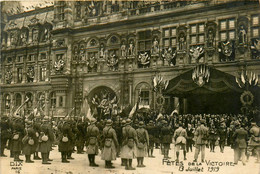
[{"x1": 164, "y1": 67, "x2": 243, "y2": 96}]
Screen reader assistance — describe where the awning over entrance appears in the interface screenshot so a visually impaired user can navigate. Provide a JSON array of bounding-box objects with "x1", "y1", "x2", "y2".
[{"x1": 165, "y1": 67, "x2": 243, "y2": 96}]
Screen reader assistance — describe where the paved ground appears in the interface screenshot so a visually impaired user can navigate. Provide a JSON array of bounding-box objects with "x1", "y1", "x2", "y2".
[{"x1": 1, "y1": 145, "x2": 259, "y2": 174}]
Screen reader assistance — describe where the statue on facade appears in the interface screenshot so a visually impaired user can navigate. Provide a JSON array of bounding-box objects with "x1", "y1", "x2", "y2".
[
  {"x1": 10, "y1": 31, "x2": 18, "y2": 46},
  {"x1": 238, "y1": 25, "x2": 247, "y2": 44},
  {"x1": 128, "y1": 40, "x2": 135, "y2": 56},
  {"x1": 99, "y1": 43, "x2": 105, "y2": 59},
  {"x1": 20, "y1": 31, "x2": 27, "y2": 45},
  {"x1": 32, "y1": 29, "x2": 39, "y2": 43},
  {"x1": 207, "y1": 28, "x2": 215, "y2": 47},
  {"x1": 121, "y1": 41, "x2": 127, "y2": 57},
  {"x1": 152, "y1": 37, "x2": 159, "y2": 55},
  {"x1": 54, "y1": 55, "x2": 65, "y2": 73},
  {"x1": 162, "y1": 47, "x2": 176, "y2": 66},
  {"x1": 27, "y1": 67, "x2": 34, "y2": 82},
  {"x1": 42, "y1": 28, "x2": 50, "y2": 41},
  {"x1": 107, "y1": 51, "x2": 118, "y2": 71},
  {"x1": 87, "y1": 53, "x2": 97, "y2": 72},
  {"x1": 79, "y1": 45, "x2": 86, "y2": 61},
  {"x1": 178, "y1": 32, "x2": 186, "y2": 51},
  {"x1": 5, "y1": 70, "x2": 12, "y2": 84}
]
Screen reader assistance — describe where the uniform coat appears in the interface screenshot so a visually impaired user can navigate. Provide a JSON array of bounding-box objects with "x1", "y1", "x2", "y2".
[
  {"x1": 58, "y1": 122, "x2": 74, "y2": 152},
  {"x1": 22, "y1": 127, "x2": 37, "y2": 155},
  {"x1": 194, "y1": 125, "x2": 208, "y2": 145},
  {"x1": 233, "y1": 127, "x2": 248, "y2": 149},
  {"x1": 248, "y1": 125, "x2": 260, "y2": 147},
  {"x1": 10, "y1": 120, "x2": 24, "y2": 152},
  {"x1": 86, "y1": 124, "x2": 99, "y2": 155},
  {"x1": 136, "y1": 127, "x2": 149, "y2": 157},
  {"x1": 101, "y1": 126, "x2": 118, "y2": 161},
  {"x1": 121, "y1": 125, "x2": 138, "y2": 159},
  {"x1": 38, "y1": 123, "x2": 54, "y2": 153}
]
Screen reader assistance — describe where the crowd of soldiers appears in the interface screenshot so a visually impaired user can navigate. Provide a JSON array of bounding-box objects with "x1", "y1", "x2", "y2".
[{"x1": 0, "y1": 112, "x2": 259, "y2": 170}]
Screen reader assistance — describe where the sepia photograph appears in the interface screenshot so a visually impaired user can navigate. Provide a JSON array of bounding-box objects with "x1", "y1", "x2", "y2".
[{"x1": 0, "y1": 0, "x2": 260, "y2": 173}]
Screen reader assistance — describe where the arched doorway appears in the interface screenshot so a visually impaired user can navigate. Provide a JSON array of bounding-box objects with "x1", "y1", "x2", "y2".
[{"x1": 87, "y1": 86, "x2": 118, "y2": 120}]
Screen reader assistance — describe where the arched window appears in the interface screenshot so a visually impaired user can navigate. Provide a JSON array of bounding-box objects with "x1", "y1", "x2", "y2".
[
  {"x1": 135, "y1": 82, "x2": 151, "y2": 108},
  {"x1": 15, "y1": 93, "x2": 22, "y2": 107},
  {"x1": 25, "y1": 93, "x2": 33, "y2": 108},
  {"x1": 50, "y1": 92, "x2": 56, "y2": 108}
]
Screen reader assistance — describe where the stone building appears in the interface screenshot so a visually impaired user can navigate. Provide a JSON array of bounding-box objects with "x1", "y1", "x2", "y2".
[{"x1": 1, "y1": 1, "x2": 260, "y2": 118}]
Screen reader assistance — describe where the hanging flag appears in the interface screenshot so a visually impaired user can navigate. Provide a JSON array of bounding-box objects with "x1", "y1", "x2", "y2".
[
  {"x1": 81, "y1": 98, "x2": 90, "y2": 119},
  {"x1": 129, "y1": 103, "x2": 137, "y2": 118},
  {"x1": 241, "y1": 71, "x2": 245, "y2": 84},
  {"x1": 255, "y1": 73, "x2": 259, "y2": 86},
  {"x1": 249, "y1": 71, "x2": 253, "y2": 85}
]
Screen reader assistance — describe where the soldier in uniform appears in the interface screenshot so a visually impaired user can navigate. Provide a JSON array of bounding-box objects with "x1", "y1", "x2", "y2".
[
  {"x1": 136, "y1": 121, "x2": 149, "y2": 167},
  {"x1": 86, "y1": 118, "x2": 99, "y2": 167},
  {"x1": 10, "y1": 116, "x2": 24, "y2": 161},
  {"x1": 186, "y1": 123, "x2": 194, "y2": 153},
  {"x1": 208, "y1": 125, "x2": 218, "y2": 152},
  {"x1": 218, "y1": 123, "x2": 227, "y2": 153},
  {"x1": 173, "y1": 122, "x2": 187, "y2": 162},
  {"x1": 146, "y1": 120, "x2": 156, "y2": 157},
  {"x1": 121, "y1": 118, "x2": 138, "y2": 170},
  {"x1": 38, "y1": 116, "x2": 54, "y2": 164},
  {"x1": 120, "y1": 120, "x2": 127, "y2": 166},
  {"x1": 22, "y1": 120, "x2": 37, "y2": 163},
  {"x1": 101, "y1": 119, "x2": 119, "y2": 168},
  {"x1": 33, "y1": 116, "x2": 42, "y2": 160},
  {"x1": 160, "y1": 120, "x2": 172, "y2": 159},
  {"x1": 75, "y1": 118, "x2": 85, "y2": 154},
  {"x1": 58, "y1": 119, "x2": 73, "y2": 163},
  {"x1": 0, "y1": 115, "x2": 11, "y2": 157},
  {"x1": 233, "y1": 121, "x2": 248, "y2": 165},
  {"x1": 248, "y1": 122, "x2": 260, "y2": 163},
  {"x1": 67, "y1": 119, "x2": 76, "y2": 159},
  {"x1": 193, "y1": 119, "x2": 208, "y2": 163}
]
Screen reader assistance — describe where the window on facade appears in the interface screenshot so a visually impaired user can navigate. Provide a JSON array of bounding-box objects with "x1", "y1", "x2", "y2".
[
  {"x1": 26, "y1": 93, "x2": 33, "y2": 108},
  {"x1": 50, "y1": 92, "x2": 56, "y2": 108},
  {"x1": 138, "y1": 30, "x2": 152, "y2": 53},
  {"x1": 59, "y1": 96, "x2": 63, "y2": 107},
  {"x1": 163, "y1": 27, "x2": 177, "y2": 48},
  {"x1": 75, "y1": 1, "x2": 81, "y2": 20},
  {"x1": 140, "y1": 91, "x2": 149, "y2": 106},
  {"x1": 251, "y1": 15, "x2": 259, "y2": 38},
  {"x1": 57, "y1": 1, "x2": 65, "y2": 20},
  {"x1": 17, "y1": 56, "x2": 23, "y2": 63},
  {"x1": 5, "y1": 94, "x2": 11, "y2": 110},
  {"x1": 40, "y1": 53, "x2": 46, "y2": 60},
  {"x1": 219, "y1": 18, "x2": 236, "y2": 41},
  {"x1": 17, "y1": 68, "x2": 23, "y2": 83},
  {"x1": 189, "y1": 23, "x2": 205, "y2": 45},
  {"x1": 28, "y1": 54, "x2": 35, "y2": 61},
  {"x1": 7, "y1": 57, "x2": 12, "y2": 64},
  {"x1": 15, "y1": 93, "x2": 22, "y2": 107},
  {"x1": 32, "y1": 29, "x2": 38, "y2": 42},
  {"x1": 39, "y1": 66, "x2": 47, "y2": 81}
]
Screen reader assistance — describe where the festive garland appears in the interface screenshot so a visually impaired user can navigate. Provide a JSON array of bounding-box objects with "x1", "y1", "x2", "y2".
[
  {"x1": 240, "y1": 90, "x2": 254, "y2": 106},
  {"x1": 156, "y1": 94, "x2": 165, "y2": 106}
]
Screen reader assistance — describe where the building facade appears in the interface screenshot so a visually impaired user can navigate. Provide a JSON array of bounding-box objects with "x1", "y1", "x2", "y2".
[{"x1": 1, "y1": 1, "x2": 260, "y2": 118}]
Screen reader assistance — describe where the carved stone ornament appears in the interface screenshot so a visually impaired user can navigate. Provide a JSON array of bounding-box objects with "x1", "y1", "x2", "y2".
[
  {"x1": 251, "y1": 38, "x2": 260, "y2": 59},
  {"x1": 107, "y1": 53, "x2": 118, "y2": 71},
  {"x1": 54, "y1": 56, "x2": 65, "y2": 73},
  {"x1": 55, "y1": 39, "x2": 65, "y2": 48},
  {"x1": 5, "y1": 70, "x2": 13, "y2": 84},
  {"x1": 20, "y1": 31, "x2": 27, "y2": 45},
  {"x1": 27, "y1": 67, "x2": 34, "y2": 82},
  {"x1": 138, "y1": 52, "x2": 150, "y2": 66},
  {"x1": 218, "y1": 40, "x2": 235, "y2": 61},
  {"x1": 189, "y1": 46, "x2": 204, "y2": 62},
  {"x1": 99, "y1": 43, "x2": 106, "y2": 59},
  {"x1": 10, "y1": 31, "x2": 18, "y2": 46},
  {"x1": 161, "y1": 47, "x2": 176, "y2": 66},
  {"x1": 87, "y1": 55, "x2": 97, "y2": 71},
  {"x1": 128, "y1": 39, "x2": 135, "y2": 56},
  {"x1": 121, "y1": 40, "x2": 127, "y2": 57},
  {"x1": 206, "y1": 22, "x2": 216, "y2": 48},
  {"x1": 30, "y1": 16, "x2": 39, "y2": 25},
  {"x1": 151, "y1": 37, "x2": 159, "y2": 55}
]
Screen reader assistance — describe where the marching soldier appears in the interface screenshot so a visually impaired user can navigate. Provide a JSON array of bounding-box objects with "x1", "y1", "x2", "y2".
[
  {"x1": 76, "y1": 118, "x2": 85, "y2": 154},
  {"x1": 0, "y1": 115, "x2": 11, "y2": 157},
  {"x1": 186, "y1": 123, "x2": 194, "y2": 153},
  {"x1": 193, "y1": 119, "x2": 208, "y2": 163},
  {"x1": 120, "y1": 120, "x2": 127, "y2": 166},
  {"x1": 248, "y1": 122, "x2": 260, "y2": 163},
  {"x1": 136, "y1": 121, "x2": 149, "y2": 167},
  {"x1": 146, "y1": 120, "x2": 156, "y2": 158},
  {"x1": 173, "y1": 122, "x2": 187, "y2": 162},
  {"x1": 233, "y1": 121, "x2": 248, "y2": 165},
  {"x1": 10, "y1": 116, "x2": 24, "y2": 161},
  {"x1": 218, "y1": 123, "x2": 227, "y2": 153},
  {"x1": 86, "y1": 118, "x2": 99, "y2": 167},
  {"x1": 38, "y1": 116, "x2": 54, "y2": 164},
  {"x1": 33, "y1": 116, "x2": 42, "y2": 160},
  {"x1": 22, "y1": 120, "x2": 37, "y2": 163},
  {"x1": 58, "y1": 119, "x2": 73, "y2": 163},
  {"x1": 101, "y1": 119, "x2": 119, "y2": 168},
  {"x1": 67, "y1": 119, "x2": 76, "y2": 159},
  {"x1": 160, "y1": 120, "x2": 172, "y2": 159},
  {"x1": 121, "y1": 118, "x2": 138, "y2": 170}
]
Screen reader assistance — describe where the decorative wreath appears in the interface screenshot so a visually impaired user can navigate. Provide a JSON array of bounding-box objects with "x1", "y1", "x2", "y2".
[
  {"x1": 156, "y1": 95, "x2": 165, "y2": 106},
  {"x1": 240, "y1": 90, "x2": 254, "y2": 106}
]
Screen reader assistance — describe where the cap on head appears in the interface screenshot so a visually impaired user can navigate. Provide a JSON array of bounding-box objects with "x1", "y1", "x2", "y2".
[
  {"x1": 91, "y1": 118, "x2": 97, "y2": 124},
  {"x1": 106, "y1": 119, "x2": 113, "y2": 126},
  {"x1": 126, "y1": 118, "x2": 132, "y2": 125},
  {"x1": 139, "y1": 121, "x2": 144, "y2": 127}
]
